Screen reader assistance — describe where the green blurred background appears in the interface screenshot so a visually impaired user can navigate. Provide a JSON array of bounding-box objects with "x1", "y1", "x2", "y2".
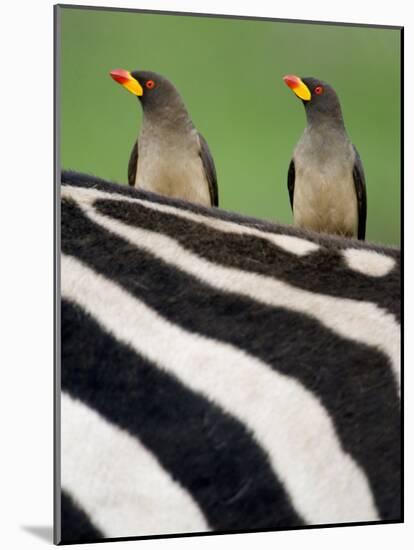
[{"x1": 59, "y1": 6, "x2": 401, "y2": 245}]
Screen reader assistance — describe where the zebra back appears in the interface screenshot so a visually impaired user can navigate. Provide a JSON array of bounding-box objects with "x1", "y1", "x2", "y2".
[{"x1": 59, "y1": 170, "x2": 401, "y2": 544}]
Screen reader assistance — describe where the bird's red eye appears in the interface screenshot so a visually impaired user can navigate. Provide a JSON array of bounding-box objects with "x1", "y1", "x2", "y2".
[
  {"x1": 146, "y1": 80, "x2": 155, "y2": 89},
  {"x1": 314, "y1": 85, "x2": 324, "y2": 95}
]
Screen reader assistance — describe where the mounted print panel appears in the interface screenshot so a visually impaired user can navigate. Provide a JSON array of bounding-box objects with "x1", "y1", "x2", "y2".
[{"x1": 54, "y1": 4, "x2": 402, "y2": 545}]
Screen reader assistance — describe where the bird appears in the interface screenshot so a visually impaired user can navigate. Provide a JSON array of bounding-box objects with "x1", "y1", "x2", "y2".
[
  {"x1": 282, "y1": 75, "x2": 367, "y2": 240},
  {"x1": 109, "y1": 68, "x2": 218, "y2": 207}
]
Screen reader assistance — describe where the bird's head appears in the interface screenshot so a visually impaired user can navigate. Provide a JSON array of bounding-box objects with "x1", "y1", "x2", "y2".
[
  {"x1": 283, "y1": 75, "x2": 343, "y2": 125},
  {"x1": 110, "y1": 69, "x2": 184, "y2": 113}
]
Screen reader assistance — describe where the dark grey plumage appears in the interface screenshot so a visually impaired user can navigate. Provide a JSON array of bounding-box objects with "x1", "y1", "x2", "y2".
[
  {"x1": 352, "y1": 147, "x2": 367, "y2": 240},
  {"x1": 128, "y1": 140, "x2": 138, "y2": 188},
  {"x1": 287, "y1": 159, "x2": 295, "y2": 211},
  {"x1": 284, "y1": 76, "x2": 367, "y2": 240},
  {"x1": 197, "y1": 132, "x2": 219, "y2": 207}
]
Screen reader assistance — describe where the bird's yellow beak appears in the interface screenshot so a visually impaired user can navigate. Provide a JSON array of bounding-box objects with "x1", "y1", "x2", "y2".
[
  {"x1": 283, "y1": 74, "x2": 311, "y2": 101},
  {"x1": 110, "y1": 68, "x2": 143, "y2": 96}
]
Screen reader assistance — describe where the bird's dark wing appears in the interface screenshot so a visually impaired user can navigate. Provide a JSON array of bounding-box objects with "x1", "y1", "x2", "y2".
[
  {"x1": 128, "y1": 140, "x2": 138, "y2": 187},
  {"x1": 198, "y1": 133, "x2": 218, "y2": 207},
  {"x1": 352, "y1": 146, "x2": 367, "y2": 241},
  {"x1": 287, "y1": 159, "x2": 295, "y2": 211}
]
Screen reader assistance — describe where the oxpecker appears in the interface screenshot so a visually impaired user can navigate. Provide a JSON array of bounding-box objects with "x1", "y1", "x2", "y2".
[
  {"x1": 110, "y1": 69, "x2": 218, "y2": 207},
  {"x1": 283, "y1": 75, "x2": 366, "y2": 240}
]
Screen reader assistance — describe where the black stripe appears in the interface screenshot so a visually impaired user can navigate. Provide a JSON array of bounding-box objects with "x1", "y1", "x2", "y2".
[
  {"x1": 60, "y1": 490, "x2": 103, "y2": 544},
  {"x1": 62, "y1": 299, "x2": 303, "y2": 533},
  {"x1": 61, "y1": 198, "x2": 401, "y2": 521},
  {"x1": 95, "y1": 197, "x2": 400, "y2": 321}
]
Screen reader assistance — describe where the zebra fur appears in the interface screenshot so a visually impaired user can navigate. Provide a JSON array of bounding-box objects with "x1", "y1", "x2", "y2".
[{"x1": 58, "y1": 170, "x2": 401, "y2": 544}]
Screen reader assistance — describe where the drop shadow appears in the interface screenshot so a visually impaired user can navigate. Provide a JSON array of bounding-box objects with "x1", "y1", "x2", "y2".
[{"x1": 21, "y1": 525, "x2": 53, "y2": 543}]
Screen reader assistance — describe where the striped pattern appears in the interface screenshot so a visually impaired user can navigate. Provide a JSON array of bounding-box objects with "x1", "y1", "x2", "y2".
[{"x1": 59, "y1": 171, "x2": 401, "y2": 544}]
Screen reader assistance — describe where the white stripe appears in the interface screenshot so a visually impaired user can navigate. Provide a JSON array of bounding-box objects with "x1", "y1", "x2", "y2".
[
  {"x1": 61, "y1": 392, "x2": 209, "y2": 538},
  {"x1": 62, "y1": 253, "x2": 380, "y2": 525},
  {"x1": 61, "y1": 185, "x2": 319, "y2": 256},
  {"x1": 343, "y1": 248, "x2": 396, "y2": 277},
  {"x1": 62, "y1": 185, "x2": 400, "y2": 390}
]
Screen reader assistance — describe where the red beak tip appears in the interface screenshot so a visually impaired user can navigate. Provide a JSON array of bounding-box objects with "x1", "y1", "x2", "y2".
[
  {"x1": 283, "y1": 74, "x2": 300, "y2": 89},
  {"x1": 110, "y1": 68, "x2": 129, "y2": 83}
]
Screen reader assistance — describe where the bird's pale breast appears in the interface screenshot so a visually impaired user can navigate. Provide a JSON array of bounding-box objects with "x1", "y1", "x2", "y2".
[
  {"x1": 136, "y1": 130, "x2": 211, "y2": 207},
  {"x1": 293, "y1": 134, "x2": 358, "y2": 237}
]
